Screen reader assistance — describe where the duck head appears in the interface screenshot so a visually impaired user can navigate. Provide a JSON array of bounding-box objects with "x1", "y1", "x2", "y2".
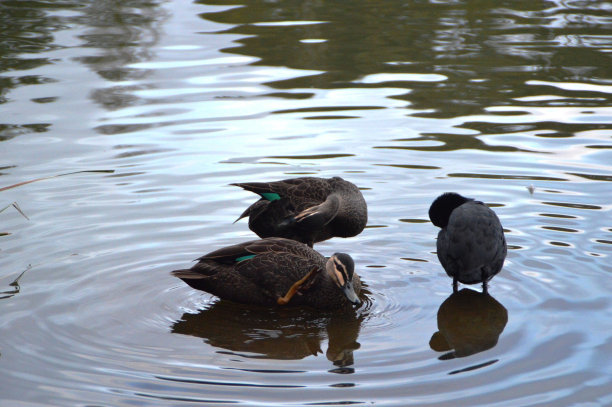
[{"x1": 326, "y1": 253, "x2": 361, "y2": 306}]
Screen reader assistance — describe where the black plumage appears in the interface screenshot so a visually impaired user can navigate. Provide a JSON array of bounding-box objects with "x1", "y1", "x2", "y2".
[
  {"x1": 171, "y1": 237, "x2": 362, "y2": 310},
  {"x1": 232, "y1": 176, "x2": 367, "y2": 247},
  {"x1": 429, "y1": 192, "x2": 507, "y2": 292}
]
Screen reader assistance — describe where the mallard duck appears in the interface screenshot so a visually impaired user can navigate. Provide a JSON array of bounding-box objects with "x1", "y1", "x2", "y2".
[
  {"x1": 429, "y1": 192, "x2": 507, "y2": 293},
  {"x1": 232, "y1": 176, "x2": 367, "y2": 247},
  {"x1": 171, "y1": 237, "x2": 362, "y2": 310}
]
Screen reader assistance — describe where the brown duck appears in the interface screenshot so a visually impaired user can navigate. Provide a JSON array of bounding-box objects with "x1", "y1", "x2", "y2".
[
  {"x1": 171, "y1": 237, "x2": 362, "y2": 310},
  {"x1": 232, "y1": 176, "x2": 367, "y2": 247}
]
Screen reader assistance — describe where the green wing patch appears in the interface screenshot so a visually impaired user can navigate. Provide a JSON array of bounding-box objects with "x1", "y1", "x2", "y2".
[
  {"x1": 260, "y1": 192, "x2": 281, "y2": 201},
  {"x1": 235, "y1": 254, "x2": 256, "y2": 262}
]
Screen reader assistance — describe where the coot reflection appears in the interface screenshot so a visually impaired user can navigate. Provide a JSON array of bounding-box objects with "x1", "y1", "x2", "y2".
[{"x1": 430, "y1": 288, "x2": 508, "y2": 359}]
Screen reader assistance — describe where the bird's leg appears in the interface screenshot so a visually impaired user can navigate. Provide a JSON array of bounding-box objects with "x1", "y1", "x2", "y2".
[
  {"x1": 481, "y1": 269, "x2": 488, "y2": 294},
  {"x1": 277, "y1": 267, "x2": 321, "y2": 305},
  {"x1": 453, "y1": 277, "x2": 458, "y2": 293}
]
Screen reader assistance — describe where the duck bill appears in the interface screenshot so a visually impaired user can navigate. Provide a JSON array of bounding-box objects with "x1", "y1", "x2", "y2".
[{"x1": 342, "y1": 281, "x2": 361, "y2": 306}]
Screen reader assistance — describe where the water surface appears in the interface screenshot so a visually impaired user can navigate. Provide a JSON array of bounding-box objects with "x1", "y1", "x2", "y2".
[{"x1": 1, "y1": 0, "x2": 611, "y2": 405}]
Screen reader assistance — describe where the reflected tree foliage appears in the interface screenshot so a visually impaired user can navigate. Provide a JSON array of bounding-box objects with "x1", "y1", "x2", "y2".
[
  {"x1": 2, "y1": 0, "x2": 610, "y2": 144},
  {"x1": 0, "y1": 1, "x2": 67, "y2": 89},
  {"x1": 0, "y1": 0, "x2": 165, "y2": 137},
  {"x1": 198, "y1": 0, "x2": 612, "y2": 149},
  {"x1": 429, "y1": 288, "x2": 508, "y2": 359},
  {"x1": 172, "y1": 299, "x2": 364, "y2": 369},
  {"x1": 0, "y1": 1, "x2": 71, "y2": 141},
  {"x1": 198, "y1": 0, "x2": 611, "y2": 116},
  {"x1": 75, "y1": 0, "x2": 167, "y2": 109}
]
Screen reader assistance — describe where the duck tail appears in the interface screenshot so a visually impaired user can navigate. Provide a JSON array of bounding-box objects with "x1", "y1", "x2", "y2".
[
  {"x1": 231, "y1": 182, "x2": 272, "y2": 194},
  {"x1": 232, "y1": 182, "x2": 283, "y2": 202},
  {"x1": 171, "y1": 269, "x2": 213, "y2": 292},
  {"x1": 171, "y1": 269, "x2": 205, "y2": 280}
]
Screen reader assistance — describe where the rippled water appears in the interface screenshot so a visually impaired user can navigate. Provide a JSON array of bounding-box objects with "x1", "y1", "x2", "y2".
[{"x1": 1, "y1": 0, "x2": 611, "y2": 405}]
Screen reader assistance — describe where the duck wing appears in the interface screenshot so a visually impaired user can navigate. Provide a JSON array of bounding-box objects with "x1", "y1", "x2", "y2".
[
  {"x1": 196, "y1": 239, "x2": 261, "y2": 264},
  {"x1": 171, "y1": 239, "x2": 278, "y2": 303},
  {"x1": 171, "y1": 239, "x2": 261, "y2": 282},
  {"x1": 234, "y1": 238, "x2": 324, "y2": 297},
  {"x1": 232, "y1": 177, "x2": 331, "y2": 210}
]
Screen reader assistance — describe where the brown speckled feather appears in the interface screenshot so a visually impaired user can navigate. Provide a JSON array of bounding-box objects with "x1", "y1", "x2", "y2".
[
  {"x1": 232, "y1": 177, "x2": 367, "y2": 246},
  {"x1": 172, "y1": 238, "x2": 361, "y2": 309}
]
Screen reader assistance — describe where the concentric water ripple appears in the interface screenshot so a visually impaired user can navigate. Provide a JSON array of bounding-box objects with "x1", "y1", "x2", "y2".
[{"x1": 2, "y1": 0, "x2": 612, "y2": 405}]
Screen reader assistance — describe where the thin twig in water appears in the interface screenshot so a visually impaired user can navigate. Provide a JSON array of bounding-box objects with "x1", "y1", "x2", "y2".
[
  {"x1": 1, "y1": 202, "x2": 28, "y2": 220},
  {"x1": 0, "y1": 170, "x2": 114, "y2": 221},
  {"x1": 13, "y1": 201, "x2": 30, "y2": 220},
  {"x1": 0, "y1": 170, "x2": 114, "y2": 192},
  {"x1": 0, "y1": 265, "x2": 31, "y2": 299},
  {"x1": 12, "y1": 202, "x2": 29, "y2": 220}
]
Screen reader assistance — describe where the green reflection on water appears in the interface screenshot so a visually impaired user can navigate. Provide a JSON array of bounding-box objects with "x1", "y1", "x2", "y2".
[{"x1": 198, "y1": 0, "x2": 612, "y2": 120}]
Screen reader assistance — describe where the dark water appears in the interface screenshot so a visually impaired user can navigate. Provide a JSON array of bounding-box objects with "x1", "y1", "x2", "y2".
[{"x1": 1, "y1": 0, "x2": 611, "y2": 405}]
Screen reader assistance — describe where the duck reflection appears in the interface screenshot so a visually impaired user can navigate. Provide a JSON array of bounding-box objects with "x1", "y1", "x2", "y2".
[
  {"x1": 430, "y1": 288, "x2": 507, "y2": 359},
  {"x1": 172, "y1": 300, "x2": 363, "y2": 367}
]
